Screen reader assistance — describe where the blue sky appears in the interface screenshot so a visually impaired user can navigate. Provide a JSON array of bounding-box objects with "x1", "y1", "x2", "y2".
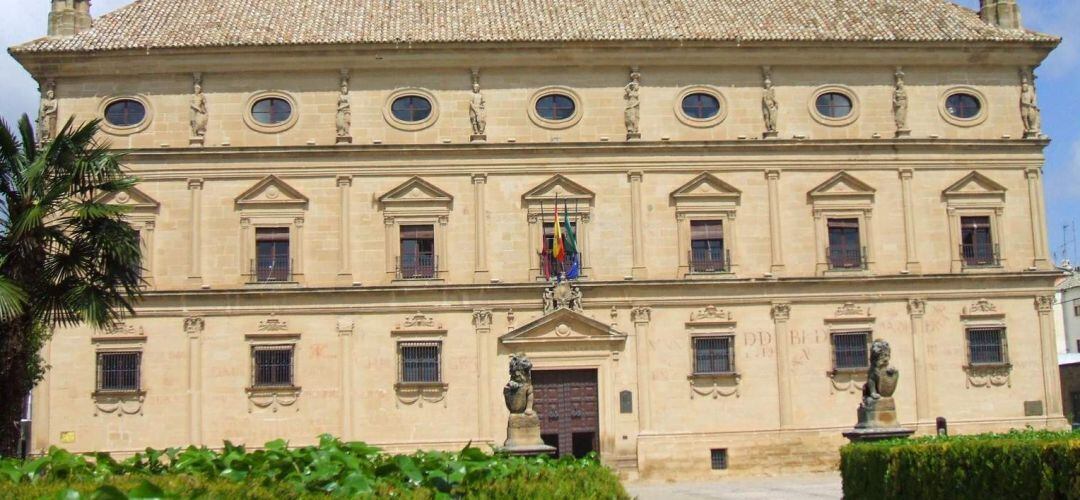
[{"x1": 1, "y1": 0, "x2": 1076, "y2": 263}]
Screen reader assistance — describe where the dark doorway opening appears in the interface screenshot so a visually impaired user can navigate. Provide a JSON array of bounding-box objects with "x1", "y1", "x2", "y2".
[{"x1": 532, "y1": 369, "x2": 599, "y2": 458}]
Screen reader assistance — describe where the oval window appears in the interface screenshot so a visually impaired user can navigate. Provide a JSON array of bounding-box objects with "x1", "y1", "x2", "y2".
[
  {"x1": 104, "y1": 99, "x2": 147, "y2": 127},
  {"x1": 391, "y1": 96, "x2": 433, "y2": 122},
  {"x1": 815, "y1": 92, "x2": 853, "y2": 119},
  {"x1": 251, "y1": 98, "x2": 292, "y2": 125},
  {"x1": 681, "y1": 93, "x2": 721, "y2": 120},
  {"x1": 535, "y1": 94, "x2": 576, "y2": 121},
  {"x1": 945, "y1": 93, "x2": 981, "y2": 119}
]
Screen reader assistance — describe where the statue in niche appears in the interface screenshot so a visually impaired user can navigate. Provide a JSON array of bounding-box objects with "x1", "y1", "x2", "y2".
[
  {"x1": 624, "y1": 68, "x2": 641, "y2": 139},
  {"x1": 1020, "y1": 69, "x2": 1042, "y2": 138},
  {"x1": 336, "y1": 71, "x2": 352, "y2": 143},
  {"x1": 189, "y1": 73, "x2": 208, "y2": 140},
  {"x1": 893, "y1": 68, "x2": 910, "y2": 136},
  {"x1": 469, "y1": 68, "x2": 486, "y2": 141},
  {"x1": 761, "y1": 67, "x2": 778, "y2": 138},
  {"x1": 37, "y1": 80, "x2": 58, "y2": 144}
]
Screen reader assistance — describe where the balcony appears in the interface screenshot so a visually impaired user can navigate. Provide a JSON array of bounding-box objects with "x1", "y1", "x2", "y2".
[
  {"x1": 689, "y1": 248, "x2": 731, "y2": 274},
  {"x1": 249, "y1": 255, "x2": 293, "y2": 283},
  {"x1": 539, "y1": 250, "x2": 581, "y2": 280},
  {"x1": 961, "y1": 243, "x2": 1000, "y2": 268},
  {"x1": 397, "y1": 253, "x2": 438, "y2": 280},
  {"x1": 826, "y1": 246, "x2": 867, "y2": 271}
]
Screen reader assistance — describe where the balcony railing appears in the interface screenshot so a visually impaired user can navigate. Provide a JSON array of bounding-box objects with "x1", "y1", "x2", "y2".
[
  {"x1": 961, "y1": 243, "x2": 1000, "y2": 268},
  {"x1": 397, "y1": 253, "x2": 438, "y2": 280},
  {"x1": 249, "y1": 255, "x2": 292, "y2": 283},
  {"x1": 689, "y1": 248, "x2": 731, "y2": 274},
  {"x1": 826, "y1": 246, "x2": 867, "y2": 271},
  {"x1": 539, "y1": 250, "x2": 581, "y2": 280}
]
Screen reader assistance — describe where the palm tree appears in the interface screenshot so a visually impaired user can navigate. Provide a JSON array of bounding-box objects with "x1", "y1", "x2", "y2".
[{"x1": 0, "y1": 115, "x2": 142, "y2": 457}]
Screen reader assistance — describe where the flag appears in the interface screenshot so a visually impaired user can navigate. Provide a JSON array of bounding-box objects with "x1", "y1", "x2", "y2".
[
  {"x1": 563, "y1": 200, "x2": 580, "y2": 279},
  {"x1": 552, "y1": 195, "x2": 565, "y2": 262},
  {"x1": 539, "y1": 200, "x2": 551, "y2": 279}
]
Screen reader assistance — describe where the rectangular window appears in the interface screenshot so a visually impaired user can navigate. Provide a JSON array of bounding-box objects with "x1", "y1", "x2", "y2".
[
  {"x1": 399, "y1": 224, "x2": 436, "y2": 279},
  {"x1": 967, "y1": 327, "x2": 1007, "y2": 365},
  {"x1": 399, "y1": 341, "x2": 442, "y2": 383},
  {"x1": 1074, "y1": 304, "x2": 1079, "y2": 317},
  {"x1": 541, "y1": 221, "x2": 580, "y2": 279},
  {"x1": 832, "y1": 331, "x2": 870, "y2": 370},
  {"x1": 710, "y1": 449, "x2": 728, "y2": 470},
  {"x1": 251, "y1": 345, "x2": 295, "y2": 388},
  {"x1": 693, "y1": 336, "x2": 734, "y2": 374},
  {"x1": 690, "y1": 220, "x2": 727, "y2": 273},
  {"x1": 254, "y1": 227, "x2": 290, "y2": 282},
  {"x1": 827, "y1": 218, "x2": 863, "y2": 270},
  {"x1": 960, "y1": 216, "x2": 997, "y2": 267},
  {"x1": 96, "y1": 352, "x2": 142, "y2": 392}
]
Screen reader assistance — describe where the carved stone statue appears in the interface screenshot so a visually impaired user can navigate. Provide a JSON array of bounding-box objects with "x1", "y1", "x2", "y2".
[
  {"x1": 843, "y1": 339, "x2": 913, "y2": 441},
  {"x1": 469, "y1": 68, "x2": 486, "y2": 141},
  {"x1": 1020, "y1": 69, "x2": 1042, "y2": 138},
  {"x1": 761, "y1": 67, "x2": 778, "y2": 138},
  {"x1": 543, "y1": 276, "x2": 583, "y2": 314},
  {"x1": 336, "y1": 70, "x2": 352, "y2": 143},
  {"x1": 189, "y1": 73, "x2": 208, "y2": 143},
  {"x1": 624, "y1": 68, "x2": 641, "y2": 140},
  {"x1": 893, "y1": 68, "x2": 910, "y2": 137},
  {"x1": 37, "y1": 80, "x2": 58, "y2": 144},
  {"x1": 501, "y1": 353, "x2": 555, "y2": 455}
]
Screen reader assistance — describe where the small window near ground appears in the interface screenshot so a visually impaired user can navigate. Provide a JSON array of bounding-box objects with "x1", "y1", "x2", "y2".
[
  {"x1": 104, "y1": 99, "x2": 147, "y2": 127},
  {"x1": 967, "y1": 327, "x2": 1007, "y2": 365},
  {"x1": 399, "y1": 341, "x2": 441, "y2": 383},
  {"x1": 693, "y1": 336, "x2": 734, "y2": 375},
  {"x1": 96, "y1": 352, "x2": 142, "y2": 392},
  {"x1": 710, "y1": 449, "x2": 728, "y2": 470},
  {"x1": 251, "y1": 345, "x2": 295, "y2": 388},
  {"x1": 832, "y1": 331, "x2": 870, "y2": 370}
]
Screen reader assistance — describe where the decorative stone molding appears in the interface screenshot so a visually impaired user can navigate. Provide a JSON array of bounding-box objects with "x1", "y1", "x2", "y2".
[
  {"x1": 834, "y1": 302, "x2": 869, "y2": 318},
  {"x1": 907, "y1": 298, "x2": 927, "y2": 317},
  {"x1": 506, "y1": 309, "x2": 516, "y2": 331},
  {"x1": 235, "y1": 175, "x2": 310, "y2": 210},
  {"x1": 100, "y1": 321, "x2": 145, "y2": 338},
  {"x1": 336, "y1": 316, "x2": 355, "y2": 335},
  {"x1": 245, "y1": 387, "x2": 301, "y2": 413},
  {"x1": 183, "y1": 316, "x2": 204, "y2": 337},
  {"x1": 771, "y1": 302, "x2": 791, "y2": 322},
  {"x1": 964, "y1": 364, "x2": 1012, "y2": 388},
  {"x1": 630, "y1": 306, "x2": 651, "y2": 324},
  {"x1": 827, "y1": 370, "x2": 866, "y2": 395},
  {"x1": 472, "y1": 308, "x2": 493, "y2": 329},
  {"x1": 258, "y1": 316, "x2": 289, "y2": 332},
  {"x1": 1035, "y1": 295, "x2": 1054, "y2": 313},
  {"x1": 543, "y1": 280, "x2": 583, "y2": 314},
  {"x1": 393, "y1": 312, "x2": 447, "y2": 335},
  {"x1": 688, "y1": 372, "x2": 741, "y2": 399},
  {"x1": 394, "y1": 384, "x2": 448, "y2": 407},
  {"x1": 500, "y1": 308, "x2": 626, "y2": 347},
  {"x1": 962, "y1": 298, "x2": 1000, "y2": 317},
  {"x1": 93, "y1": 391, "x2": 145, "y2": 417}
]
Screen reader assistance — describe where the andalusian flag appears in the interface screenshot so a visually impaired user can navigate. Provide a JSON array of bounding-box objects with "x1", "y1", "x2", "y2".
[
  {"x1": 552, "y1": 196, "x2": 565, "y2": 261},
  {"x1": 563, "y1": 200, "x2": 580, "y2": 279}
]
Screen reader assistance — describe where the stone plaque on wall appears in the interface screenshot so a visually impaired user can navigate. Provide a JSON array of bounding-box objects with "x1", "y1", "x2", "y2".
[{"x1": 1024, "y1": 400, "x2": 1044, "y2": 417}]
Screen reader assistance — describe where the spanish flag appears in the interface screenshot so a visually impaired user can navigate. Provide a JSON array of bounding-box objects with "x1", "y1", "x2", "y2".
[{"x1": 552, "y1": 195, "x2": 565, "y2": 262}]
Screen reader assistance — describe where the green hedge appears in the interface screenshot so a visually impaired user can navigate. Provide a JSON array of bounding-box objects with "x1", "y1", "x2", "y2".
[
  {"x1": 0, "y1": 435, "x2": 628, "y2": 499},
  {"x1": 840, "y1": 429, "x2": 1080, "y2": 500}
]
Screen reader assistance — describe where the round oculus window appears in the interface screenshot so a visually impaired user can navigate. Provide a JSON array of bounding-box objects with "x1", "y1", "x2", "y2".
[
  {"x1": 535, "y1": 94, "x2": 576, "y2": 121},
  {"x1": 103, "y1": 99, "x2": 147, "y2": 127},
  {"x1": 681, "y1": 93, "x2": 721, "y2": 120},
  {"x1": 251, "y1": 97, "x2": 292, "y2": 125},
  {"x1": 815, "y1": 92, "x2": 853, "y2": 119},
  {"x1": 390, "y1": 95, "x2": 433, "y2": 122},
  {"x1": 945, "y1": 93, "x2": 981, "y2": 119}
]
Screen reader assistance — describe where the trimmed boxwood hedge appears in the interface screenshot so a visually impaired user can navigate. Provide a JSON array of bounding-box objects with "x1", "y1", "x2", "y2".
[{"x1": 840, "y1": 429, "x2": 1080, "y2": 500}]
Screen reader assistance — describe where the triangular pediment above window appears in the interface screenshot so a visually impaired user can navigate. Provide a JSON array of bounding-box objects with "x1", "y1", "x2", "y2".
[
  {"x1": 942, "y1": 172, "x2": 1007, "y2": 205},
  {"x1": 671, "y1": 172, "x2": 741, "y2": 213},
  {"x1": 378, "y1": 177, "x2": 454, "y2": 211},
  {"x1": 97, "y1": 186, "x2": 160, "y2": 214},
  {"x1": 808, "y1": 172, "x2": 876, "y2": 203},
  {"x1": 235, "y1": 175, "x2": 309, "y2": 208},
  {"x1": 500, "y1": 308, "x2": 626, "y2": 346},
  {"x1": 522, "y1": 175, "x2": 595, "y2": 205}
]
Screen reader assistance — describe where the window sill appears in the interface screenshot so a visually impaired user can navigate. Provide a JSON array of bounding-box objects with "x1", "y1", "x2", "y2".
[
  {"x1": 246, "y1": 385, "x2": 301, "y2": 395},
  {"x1": 244, "y1": 281, "x2": 300, "y2": 289},
  {"x1": 92, "y1": 390, "x2": 146, "y2": 399},
  {"x1": 394, "y1": 382, "x2": 448, "y2": 390},
  {"x1": 684, "y1": 272, "x2": 736, "y2": 280},
  {"x1": 392, "y1": 278, "x2": 444, "y2": 285},
  {"x1": 961, "y1": 265, "x2": 1004, "y2": 273},
  {"x1": 828, "y1": 367, "x2": 868, "y2": 377},
  {"x1": 964, "y1": 363, "x2": 1011, "y2": 370},
  {"x1": 688, "y1": 372, "x2": 741, "y2": 380},
  {"x1": 824, "y1": 269, "x2": 871, "y2": 277}
]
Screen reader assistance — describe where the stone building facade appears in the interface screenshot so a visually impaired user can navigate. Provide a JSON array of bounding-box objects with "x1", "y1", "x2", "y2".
[{"x1": 11, "y1": 0, "x2": 1068, "y2": 478}]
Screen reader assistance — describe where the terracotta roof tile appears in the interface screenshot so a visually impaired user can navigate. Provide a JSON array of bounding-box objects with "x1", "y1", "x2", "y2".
[{"x1": 10, "y1": 0, "x2": 1059, "y2": 54}]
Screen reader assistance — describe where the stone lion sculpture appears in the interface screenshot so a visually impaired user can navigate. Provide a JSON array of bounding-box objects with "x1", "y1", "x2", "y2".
[
  {"x1": 862, "y1": 339, "x2": 899, "y2": 407},
  {"x1": 503, "y1": 353, "x2": 535, "y2": 416}
]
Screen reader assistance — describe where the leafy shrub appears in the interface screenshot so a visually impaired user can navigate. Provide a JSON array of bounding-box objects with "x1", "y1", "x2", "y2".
[
  {"x1": 840, "y1": 429, "x2": 1080, "y2": 500},
  {"x1": 0, "y1": 435, "x2": 628, "y2": 499}
]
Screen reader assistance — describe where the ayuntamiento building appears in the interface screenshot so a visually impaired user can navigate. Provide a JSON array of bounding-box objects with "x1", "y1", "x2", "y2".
[{"x1": 11, "y1": 0, "x2": 1068, "y2": 478}]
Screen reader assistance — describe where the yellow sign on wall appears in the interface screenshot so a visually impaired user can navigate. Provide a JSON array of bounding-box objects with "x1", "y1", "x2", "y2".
[{"x1": 59, "y1": 431, "x2": 75, "y2": 443}]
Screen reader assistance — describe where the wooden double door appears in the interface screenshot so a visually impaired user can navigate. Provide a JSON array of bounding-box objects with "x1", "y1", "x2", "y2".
[{"x1": 532, "y1": 369, "x2": 599, "y2": 458}]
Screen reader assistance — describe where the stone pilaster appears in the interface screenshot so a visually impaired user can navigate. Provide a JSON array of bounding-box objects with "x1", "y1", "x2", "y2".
[
  {"x1": 1036, "y1": 296, "x2": 1063, "y2": 415},
  {"x1": 337, "y1": 317, "x2": 355, "y2": 438},
  {"x1": 337, "y1": 176, "x2": 353, "y2": 284},
  {"x1": 1025, "y1": 168, "x2": 1049, "y2": 269},
  {"x1": 907, "y1": 298, "x2": 931, "y2": 422},
  {"x1": 629, "y1": 171, "x2": 647, "y2": 279},
  {"x1": 766, "y1": 170, "x2": 785, "y2": 274},
  {"x1": 899, "y1": 169, "x2": 921, "y2": 274},
  {"x1": 771, "y1": 302, "x2": 793, "y2": 427},
  {"x1": 632, "y1": 306, "x2": 652, "y2": 431},
  {"x1": 184, "y1": 316, "x2": 205, "y2": 446},
  {"x1": 187, "y1": 179, "x2": 203, "y2": 285},
  {"x1": 472, "y1": 174, "x2": 490, "y2": 283},
  {"x1": 473, "y1": 309, "x2": 493, "y2": 441}
]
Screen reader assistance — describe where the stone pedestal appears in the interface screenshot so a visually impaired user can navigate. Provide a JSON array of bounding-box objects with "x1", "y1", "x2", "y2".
[
  {"x1": 1023, "y1": 131, "x2": 1041, "y2": 139},
  {"x1": 762, "y1": 130, "x2": 779, "y2": 139},
  {"x1": 895, "y1": 129, "x2": 911, "y2": 138},
  {"x1": 843, "y1": 397, "x2": 914, "y2": 442},
  {"x1": 502, "y1": 413, "x2": 555, "y2": 456},
  {"x1": 470, "y1": 134, "x2": 487, "y2": 143},
  {"x1": 626, "y1": 132, "x2": 641, "y2": 141},
  {"x1": 336, "y1": 135, "x2": 353, "y2": 144},
  {"x1": 189, "y1": 136, "x2": 205, "y2": 146}
]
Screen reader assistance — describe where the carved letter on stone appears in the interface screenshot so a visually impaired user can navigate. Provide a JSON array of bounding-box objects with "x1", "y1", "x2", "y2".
[
  {"x1": 761, "y1": 66, "x2": 779, "y2": 138},
  {"x1": 624, "y1": 67, "x2": 641, "y2": 140},
  {"x1": 190, "y1": 73, "x2": 208, "y2": 140},
  {"x1": 893, "y1": 67, "x2": 910, "y2": 137},
  {"x1": 1020, "y1": 68, "x2": 1042, "y2": 139},
  {"x1": 336, "y1": 70, "x2": 352, "y2": 143},
  {"x1": 469, "y1": 68, "x2": 486, "y2": 141},
  {"x1": 37, "y1": 79, "x2": 58, "y2": 144}
]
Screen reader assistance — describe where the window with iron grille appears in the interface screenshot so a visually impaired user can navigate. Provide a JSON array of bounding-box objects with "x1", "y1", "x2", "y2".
[
  {"x1": 96, "y1": 352, "x2": 142, "y2": 392},
  {"x1": 690, "y1": 220, "x2": 726, "y2": 273},
  {"x1": 254, "y1": 227, "x2": 290, "y2": 282},
  {"x1": 710, "y1": 449, "x2": 728, "y2": 470},
  {"x1": 251, "y1": 345, "x2": 295, "y2": 388},
  {"x1": 827, "y1": 218, "x2": 863, "y2": 270},
  {"x1": 832, "y1": 332, "x2": 870, "y2": 370},
  {"x1": 399, "y1": 341, "x2": 441, "y2": 383},
  {"x1": 693, "y1": 336, "x2": 734, "y2": 374},
  {"x1": 967, "y1": 327, "x2": 1007, "y2": 365}
]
